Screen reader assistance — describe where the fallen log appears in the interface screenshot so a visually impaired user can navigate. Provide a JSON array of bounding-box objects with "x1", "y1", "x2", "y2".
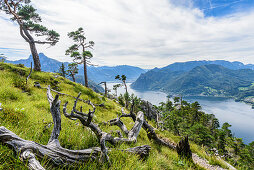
[
  {"x1": 0, "y1": 86, "x2": 150, "y2": 169},
  {"x1": 120, "y1": 105, "x2": 176, "y2": 150}
]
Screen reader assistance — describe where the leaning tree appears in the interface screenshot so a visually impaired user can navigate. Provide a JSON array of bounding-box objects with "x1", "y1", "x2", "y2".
[
  {"x1": 66, "y1": 27, "x2": 94, "y2": 88},
  {"x1": 0, "y1": 0, "x2": 60, "y2": 71}
]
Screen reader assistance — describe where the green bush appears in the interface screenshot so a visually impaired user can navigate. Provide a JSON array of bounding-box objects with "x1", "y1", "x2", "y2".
[
  {"x1": 0, "y1": 107, "x2": 27, "y2": 125},
  {"x1": 0, "y1": 87, "x2": 23, "y2": 102},
  {"x1": 12, "y1": 76, "x2": 31, "y2": 93}
]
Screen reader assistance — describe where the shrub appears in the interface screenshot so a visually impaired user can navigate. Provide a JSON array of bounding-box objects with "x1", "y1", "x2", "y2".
[
  {"x1": 12, "y1": 76, "x2": 31, "y2": 93},
  {"x1": 0, "y1": 107, "x2": 27, "y2": 125},
  {"x1": 0, "y1": 87, "x2": 22, "y2": 101}
]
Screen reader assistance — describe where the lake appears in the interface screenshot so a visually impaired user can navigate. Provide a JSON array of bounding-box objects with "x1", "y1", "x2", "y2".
[{"x1": 105, "y1": 83, "x2": 254, "y2": 144}]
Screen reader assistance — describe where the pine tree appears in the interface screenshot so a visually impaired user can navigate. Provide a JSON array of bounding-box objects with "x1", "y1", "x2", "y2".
[
  {"x1": 0, "y1": 0, "x2": 60, "y2": 71},
  {"x1": 58, "y1": 63, "x2": 66, "y2": 78},
  {"x1": 66, "y1": 27, "x2": 94, "y2": 87},
  {"x1": 67, "y1": 63, "x2": 78, "y2": 82}
]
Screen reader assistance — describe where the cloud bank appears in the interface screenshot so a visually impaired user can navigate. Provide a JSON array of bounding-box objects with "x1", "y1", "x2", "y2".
[{"x1": 0, "y1": 0, "x2": 254, "y2": 68}]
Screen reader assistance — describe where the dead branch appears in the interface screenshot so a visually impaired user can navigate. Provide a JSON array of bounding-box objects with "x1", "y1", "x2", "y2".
[
  {"x1": 119, "y1": 103, "x2": 176, "y2": 150},
  {"x1": 63, "y1": 92, "x2": 148, "y2": 162},
  {"x1": 26, "y1": 62, "x2": 32, "y2": 84},
  {"x1": 0, "y1": 86, "x2": 150, "y2": 169},
  {"x1": 34, "y1": 82, "x2": 104, "y2": 107}
]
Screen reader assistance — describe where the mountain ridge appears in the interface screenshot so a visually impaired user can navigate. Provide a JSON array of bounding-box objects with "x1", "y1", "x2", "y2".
[
  {"x1": 4, "y1": 53, "x2": 146, "y2": 83},
  {"x1": 131, "y1": 63, "x2": 254, "y2": 107}
]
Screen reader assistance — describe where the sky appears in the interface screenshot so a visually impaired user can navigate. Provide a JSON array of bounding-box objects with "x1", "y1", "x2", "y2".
[{"x1": 0, "y1": 0, "x2": 254, "y2": 69}]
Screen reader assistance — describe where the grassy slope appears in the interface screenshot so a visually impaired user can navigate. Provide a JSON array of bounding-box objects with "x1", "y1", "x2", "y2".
[{"x1": 0, "y1": 62, "x2": 226, "y2": 170}]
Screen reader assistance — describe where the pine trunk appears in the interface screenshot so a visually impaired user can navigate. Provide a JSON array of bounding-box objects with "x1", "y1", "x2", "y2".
[
  {"x1": 83, "y1": 58, "x2": 88, "y2": 87},
  {"x1": 72, "y1": 74, "x2": 76, "y2": 82},
  {"x1": 29, "y1": 42, "x2": 41, "y2": 71}
]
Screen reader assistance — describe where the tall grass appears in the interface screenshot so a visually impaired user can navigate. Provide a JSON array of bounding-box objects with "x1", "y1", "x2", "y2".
[{"x1": 0, "y1": 63, "x2": 227, "y2": 169}]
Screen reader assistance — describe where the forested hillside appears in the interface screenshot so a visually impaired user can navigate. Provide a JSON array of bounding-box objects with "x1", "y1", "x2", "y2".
[{"x1": 132, "y1": 64, "x2": 254, "y2": 106}]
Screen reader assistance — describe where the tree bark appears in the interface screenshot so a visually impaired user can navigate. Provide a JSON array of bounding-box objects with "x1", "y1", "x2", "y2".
[
  {"x1": 29, "y1": 42, "x2": 41, "y2": 71},
  {"x1": 71, "y1": 74, "x2": 76, "y2": 82},
  {"x1": 0, "y1": 86, "x2": 150, "y2": 169},
  {"x1": 83, "y1": 57, "x2": 88, "y2": 87},
  {"x1": 120, "y1": 106, "x2": 176, "y2": 150},
  {"x1": 176, "y1": 136, "x2": 192, "y2": 160},
  {"x1": 26, "y1": 62, "x2": 32, "y2": 84}
]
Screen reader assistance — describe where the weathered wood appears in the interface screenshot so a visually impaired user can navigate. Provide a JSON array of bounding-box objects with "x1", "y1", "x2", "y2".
[
  {"x1": 108, "y1": 116, "x2": 129, "y2": 136},
  {"x1": 20, "y1": 150, "x2": 45, "y2": 170},
  {"x1": 26, "y1": 62, "x2": 32, "y2": 84},
  {"x1": 123, "y1": 145, "x2": 151, "y2": 159},
  {"x1": 0, "y1": 87, "x2": 151, "y2": 169},
  {"x1": 0, "y1": 126, "x2": 150, "y2": 166},
  {"x1": 63, "y1": 93, "x2": 147, "y2": 144},
  {"x1": 176, "y1": 136, "x2": 192, "y2": 160},
  {"x1": 120, "y1": 104, "x2": 176, "y2": 150},
  {"x1": 47, "y1": 86, "x2": 61, "y2": 146},
  {"x1": 98, "y1": 82, "x2": 107, "y2": 96}
]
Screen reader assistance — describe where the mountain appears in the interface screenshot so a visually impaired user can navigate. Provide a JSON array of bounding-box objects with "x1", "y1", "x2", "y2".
[
  {"x1": 5, "y1": 53, "x2": 146, "y2": 91},
  {"x1": 6, "y1": 53, "x2": 146, "y2": 83},
  {"x1": 160, "y1": 60, "x2": 254, "y2": 72},
  {"x1": 83, "y1": 65, "x2": 146, "y2": 83},
  {"x1": 132, "y1": 63, "x2": 254, "y2": 99},
  {"x1": 6, "y1": 53, "x2": 69, "y2": 73}
]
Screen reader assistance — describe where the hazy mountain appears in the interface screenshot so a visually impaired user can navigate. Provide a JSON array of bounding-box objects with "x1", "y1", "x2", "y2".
[
  {"x1": 132, "y1": 63, "x2": 254, "y2": 97},
  {"x1": 6, "y1": 53, "x2": 68, "y2": 73},
  {"x1": 5, "y1": 53, "x2": 146, "y2": 92},
  {"x1": 81, "y1": 65, "x2": 146, "y2": 83},
  {"x1": 160, "y1": 60, "x2": 254, "y2": 72},
  {"x1": 5, "y1": 53, "x2": 103, "y2": 92}
]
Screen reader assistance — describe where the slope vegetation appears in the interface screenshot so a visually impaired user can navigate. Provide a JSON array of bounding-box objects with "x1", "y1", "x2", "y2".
[{"x1": 0, "y1": 62, "x2": 216, "y2": 169}]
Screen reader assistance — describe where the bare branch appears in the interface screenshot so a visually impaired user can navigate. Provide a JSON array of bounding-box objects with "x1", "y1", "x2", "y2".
[
  {"x1": 26, "y1": 62, "x2": 32, "y2": 84},
  {"x1": 47, "y1": 86, "x2": 61, "y2": 146},
  {"x1": 47, "y1": 85, "x2": 54, "y2": 104},
  {"x1": 20, "y1": 150, "x2": 45, "y2": 170}
]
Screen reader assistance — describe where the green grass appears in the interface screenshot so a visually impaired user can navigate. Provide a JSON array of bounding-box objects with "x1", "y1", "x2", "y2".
[{"x1": 0, "y1": 62, "x2": 227, "y2": 169}]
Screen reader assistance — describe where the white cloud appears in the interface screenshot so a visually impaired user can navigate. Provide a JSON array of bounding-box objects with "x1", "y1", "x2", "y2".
[{"x1": 0, "y1": 0, "x2": 254, "y2": 68}]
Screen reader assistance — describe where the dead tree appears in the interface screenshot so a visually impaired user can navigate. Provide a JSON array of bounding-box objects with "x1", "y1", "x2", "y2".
[
  {"x1": 98, "y1": 82, "x2": 107, "y2": 96},
  {"x1": 117, "y1": 102, "x2": 176, "y2": 150},
  {"x1": 0, "y1": 86, "x2": 150, "y2": 169},
  {"x1": 176, "y1": 136, "x2": 192, "y2": 160},
  {"x1": 26, "y1": 62, "x2": 32, "y2": 84},
  {"x1": 63, "y1": 92, "x2": 149, "y2": 162}
]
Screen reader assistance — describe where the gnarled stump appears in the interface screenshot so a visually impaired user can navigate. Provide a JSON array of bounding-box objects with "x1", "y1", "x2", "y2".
[{"x1": 176, "y1": 136, "x2": 192, "y2": 160}]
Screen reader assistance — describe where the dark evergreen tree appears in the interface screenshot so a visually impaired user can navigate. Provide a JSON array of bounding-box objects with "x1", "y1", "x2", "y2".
[
  {"x1": 58, "y1": 63, "x2": 66, "y2": 78},
  {"x1": 113, "y1": 83, "x2": 122, "y2": 96},
  {"x1": 67, "y1": 63, "x2": 78, "y2": 82},
  {"x1": 115, "y1": 75, "x2": 129, "y2": 107},
  {"x1": 0, "y1": 0, "x2": 60, "y2": 71}
]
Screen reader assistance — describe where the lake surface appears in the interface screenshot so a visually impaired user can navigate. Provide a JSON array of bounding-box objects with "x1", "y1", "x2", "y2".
[{"x1": 106, "y1": 83, "x2": 254, "y2": 144}]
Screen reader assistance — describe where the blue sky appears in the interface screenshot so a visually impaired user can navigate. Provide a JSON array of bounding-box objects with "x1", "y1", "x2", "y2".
[
  {"x1": 194, "y1": 0, "x2": 254, "y2": 16},
  {"x1": 172, "y1": 0, "x2": 254, "y2": 17},
  {"x1": 0, "y1": 0, "x2": 254, "y2": 68}
]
